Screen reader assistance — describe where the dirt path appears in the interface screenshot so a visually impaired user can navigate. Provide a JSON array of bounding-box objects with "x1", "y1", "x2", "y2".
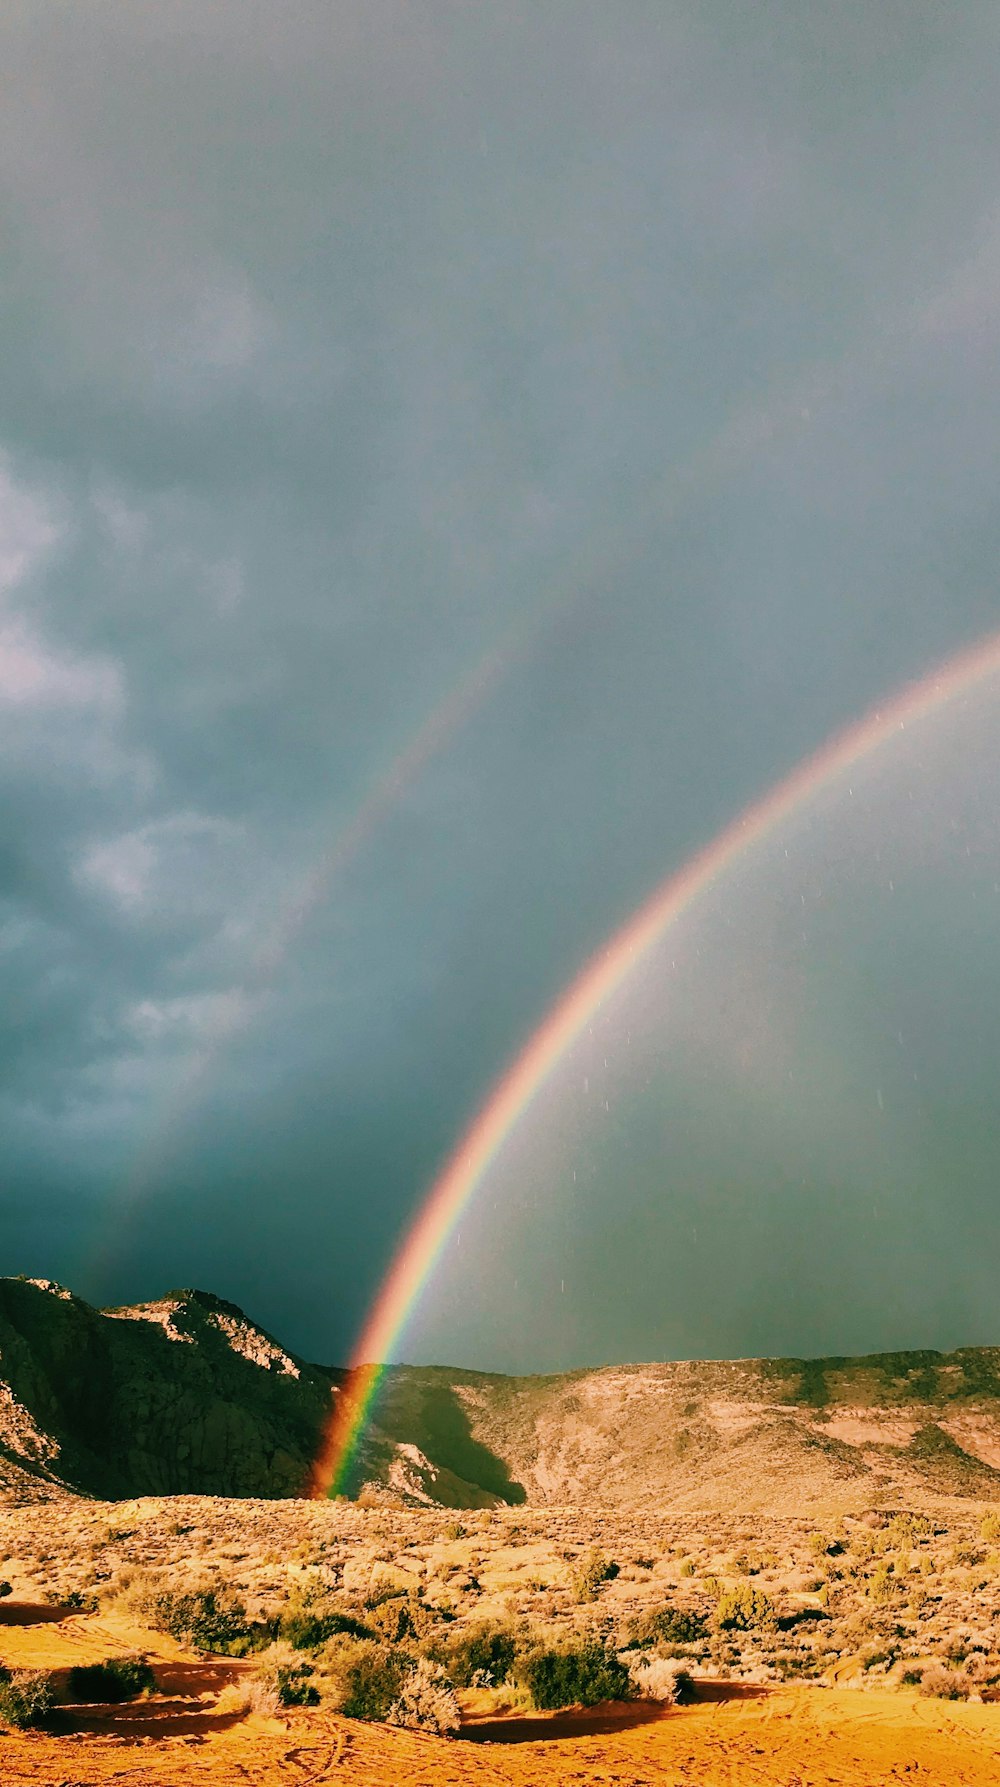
[{"x1": 0, "y1": 1686, "x2": 998, "y2": 1785}]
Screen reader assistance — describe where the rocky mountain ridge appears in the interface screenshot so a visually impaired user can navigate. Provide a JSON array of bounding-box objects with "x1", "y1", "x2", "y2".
[
  {"x1": 4, "y1": 1277, "x2": 1000, "y2": 1513},
  {"x1": 0, "y1": 1277, "x2": 333, "y2": 1499}
]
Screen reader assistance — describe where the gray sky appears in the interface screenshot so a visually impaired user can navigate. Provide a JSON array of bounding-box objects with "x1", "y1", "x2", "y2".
[{"x1": 3, "y1": 2, "x2": 1000, "y2": 1368}]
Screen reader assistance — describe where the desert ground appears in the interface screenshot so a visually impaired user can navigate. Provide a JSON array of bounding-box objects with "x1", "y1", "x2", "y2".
[{"x1": 1, "y1": 1493, "x2": 1000, "y2": 1782}]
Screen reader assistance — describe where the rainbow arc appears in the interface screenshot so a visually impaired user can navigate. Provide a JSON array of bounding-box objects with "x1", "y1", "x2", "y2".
[{"x1": 310, "y1": 626, "x2": 1000, "y2": 1497}]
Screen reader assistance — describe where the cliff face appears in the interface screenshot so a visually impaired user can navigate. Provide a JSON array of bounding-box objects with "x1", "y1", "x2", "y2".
[
  {"x1": 4, "y1": 1276, "x2": 1000, "y2": 1514},
  {"x1": 0, "y1": 1279, "x2": 332, "y2": 1498}
]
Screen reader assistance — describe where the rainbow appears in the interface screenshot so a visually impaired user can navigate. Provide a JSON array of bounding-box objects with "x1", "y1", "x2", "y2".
[{"x1": 308, "y1": 625, "x2": 1000, "y2": 1497}]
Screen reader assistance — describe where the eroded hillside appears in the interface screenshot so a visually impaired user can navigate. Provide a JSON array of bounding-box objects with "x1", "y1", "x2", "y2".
[{"x1": 352, "y1": 1351, "x2": 1000, "y2": 1514}]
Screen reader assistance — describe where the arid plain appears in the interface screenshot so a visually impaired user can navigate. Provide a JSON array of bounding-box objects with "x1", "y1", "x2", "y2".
[{"x1": 2, "y1": 1497, "x2": 1000, "y2": 1782}]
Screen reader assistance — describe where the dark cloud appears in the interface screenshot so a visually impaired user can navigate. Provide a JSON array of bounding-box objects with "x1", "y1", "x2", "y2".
[{"x1": 2, "y1": 3, "x2": 1000, "y2": 1365}]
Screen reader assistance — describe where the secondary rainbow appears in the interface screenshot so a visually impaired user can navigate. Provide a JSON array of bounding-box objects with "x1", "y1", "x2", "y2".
[
  {"x1": 308, "y1": 624, "x2": 1000, "y2": 1497},
  {"x1": 104, "y1": 293, "x2": 906, "y2": 1293}
]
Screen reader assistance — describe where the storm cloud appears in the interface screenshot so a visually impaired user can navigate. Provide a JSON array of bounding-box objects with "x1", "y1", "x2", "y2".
[{"x1": 3, "y1": 3, "x2": 1000, "y2": 1365}]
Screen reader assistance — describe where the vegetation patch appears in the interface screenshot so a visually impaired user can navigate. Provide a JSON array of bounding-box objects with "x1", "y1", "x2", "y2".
[
  {"x1": 624, "y1": 1604, "x2": 708, "y2": 1649},
  {"x1": 67, "y1": 1656, "x2": 157, "y2": 1702},
  {"x1": 323, "y1": 1638, "x2": 413, "y2": 1720},
  {"x1": 714, "y1": 1583, "x2": 776, "y2": 1633},
  {"x1": 437, "y1": 1621, "x2": 519, "y2": 1686},
  {"x1": 519, "y1": 1640, "x2": 632, "y2": 1710},
  {"x1": 571, "y1": 1548, "x2": 619, "y2": 1603},
  {"x1": 136, "y1": 1586, "x2": 269, "y2": 1655},
  {"x1": 0, "y1": 1668, "x2": 55, "y2": 1729}
]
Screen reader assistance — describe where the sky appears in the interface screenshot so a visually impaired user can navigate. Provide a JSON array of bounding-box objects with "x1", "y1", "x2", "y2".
[{"x1": 4, "y1": 2, "x2": 1000, "y2": 1370}]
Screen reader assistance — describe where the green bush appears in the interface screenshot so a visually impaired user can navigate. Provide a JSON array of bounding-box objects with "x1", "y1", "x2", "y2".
[
  {"x1": 280, "y1": 1607, "x2": 371, "y2": 1650},
  {"x1": 713, "y1": 1583, "x2": 776, "y2": 1633},
  {"x1": 367, "y1": 1594, "x2": 436, "y2": 1645},
  {"x1": 140, "y1": 1587, "x2": 267, "y2": 1655},
  {"x1": 252, "y1": 1649, "x2": 320, "y2": 1707},
  {"x1": 625, "y1": 1604, "x2": 708, "y2": 1649},
  {"x1": 327, "y1": 1641, "x2": 413, "y2": 1721},
  {"x1": 274, "y1": 1663, "x2": 320, "y2": 1706},
  {"x1": 520, "y1": 1640, "x2": 632, "y2": 1710},
  {"x1": 0, "y1": 1669, "x2": 55, "y2": 1729},
  {"x1": 440, "y1": 1622, "x2": 519, "y2": 1687},
  {"x1": 67, "y1": 1656, "x2": 157, "y2": 1702},
  {"x1": 571, "y1": 1549, "x2": 619, "y2": 1604},
  {"x1": 867, "y1": 1562, "x2": 902, "y2": 1606}
]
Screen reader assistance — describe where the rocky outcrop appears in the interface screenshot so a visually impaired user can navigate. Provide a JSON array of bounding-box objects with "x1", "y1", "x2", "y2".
[{"x1": 0, "y1": 1278, "x2": 332, "y2": 1499}]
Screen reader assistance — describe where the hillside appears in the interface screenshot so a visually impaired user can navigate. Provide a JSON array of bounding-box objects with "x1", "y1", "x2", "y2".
[
  {"x1": 352, "y1": 1350, "x2": 1000, "y2": 1514},
  {"x1": 4, "y1": 1277, "x2": 1000, "y2": 1512},
  {"x1": 0, "y1": 1278, "x2": 332, "y2": 1499}
]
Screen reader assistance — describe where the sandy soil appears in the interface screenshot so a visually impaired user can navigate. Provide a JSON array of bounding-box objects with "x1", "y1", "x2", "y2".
[{"x1": 1, "y1": 1601, "x2": 1000, "y2": 1786}]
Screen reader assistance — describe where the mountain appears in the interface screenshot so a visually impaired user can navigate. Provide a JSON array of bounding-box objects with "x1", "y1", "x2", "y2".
[
  {"x1": 0, "y1": 1277, "x2": 333, "y2": 1499},
  {"x1": 4, "y1": 1277, "x2": 1000, "y2": 1512}
]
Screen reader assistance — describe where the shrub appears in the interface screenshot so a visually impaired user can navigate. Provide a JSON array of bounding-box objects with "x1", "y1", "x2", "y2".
[
  {"x1": 217, "y1": 1677, "x2": 284, "y2": 1719},
  {"x1": 324, "y1": 1639, "x2": 412, "y2": 1721},
  {"x1": 628, "y1": 1657, "x2": 694, "y2": 1703},
  {"x1": 367, "y1": 1594, "x2": 436, "y2": 1644},
  {"x1": 920, "y1": 1664, "x2": 968, "y2": 1701},
  {"x1": 279, "y1": 1605, "x2": 371, "y2": 1650},
  {"x1": 867, "y1": 1563, "x2": 901, "y2": 1606},
  {"x1": 440, "y1": 1622, "x2": 519, "y2": 1687},
  {"x1": 520, "y1": 1641, "x2": 632, "y2": 1710},
  {"x1": 138, "y1": 1586, "x2": 265, "y2": 1655},
  {"x1": 253, "y1": 1647, "x2": 320, "y2": 1707},
  {"x1": 67, "y1": 1656, "x2": 156, "y2": 1702},
  {"x1": 714, "y1": 1584, "x2": 776, "y2": 1633},
  {"x1": 571, "y1": 1550, "x2": 619, "y2": 1604},
  {"x1": 625, "y1": 1605, "x2": 707, "y2": 1649},
  {"x1": 63, "y1": 1589, "x2": 99, "y2": 1612},
  {"x1": 0, "y1": 1669, "x2": 55, "y2": 1728},
  {"x1": 274, "y1": 1665, "x2": 319, "y2": 1707},
  {"x1": 386, "y1": 1659, "x2": 460, "y2": 1735}
]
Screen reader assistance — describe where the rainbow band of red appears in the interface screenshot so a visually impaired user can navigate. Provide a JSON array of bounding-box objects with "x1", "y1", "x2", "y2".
[{"x1": 308, "y1": 627, "x2": 1000, "y2": 1498}]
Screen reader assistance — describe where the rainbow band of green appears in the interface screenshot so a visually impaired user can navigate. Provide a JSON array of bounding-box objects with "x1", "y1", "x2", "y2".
[{"x1": 310, "y1": 626, "x2": 1000, "y2": 1497}]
